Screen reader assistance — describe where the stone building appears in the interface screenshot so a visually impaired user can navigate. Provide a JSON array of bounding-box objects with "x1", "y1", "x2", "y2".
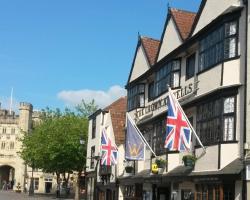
[
  {"x1": 86, "y1": 97, "x2": 127, "y2": 200},
  {"x1": 0, "y1": 102, "x2": 57, "y2": 193},
  {"x1": 119, "y1": 0, "x2": 249, "y2": 199}
]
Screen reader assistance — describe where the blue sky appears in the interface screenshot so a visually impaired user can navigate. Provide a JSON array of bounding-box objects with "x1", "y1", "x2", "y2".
[{"x1": 0, "y1": 0, "x2": 201, "y2": 111}]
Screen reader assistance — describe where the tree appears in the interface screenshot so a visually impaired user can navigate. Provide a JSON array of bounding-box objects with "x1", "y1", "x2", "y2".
[
  {"x1": 75, "y1": 99, "x2": 98, "y2": 117},
  {"x1": 20, "y1": 108, "x2": 89, "y2": 200}
]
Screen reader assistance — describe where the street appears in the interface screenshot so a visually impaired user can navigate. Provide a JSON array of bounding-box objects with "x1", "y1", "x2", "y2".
[{"x1": 0, "y1": 191, "x2": 74, "y2": 200}]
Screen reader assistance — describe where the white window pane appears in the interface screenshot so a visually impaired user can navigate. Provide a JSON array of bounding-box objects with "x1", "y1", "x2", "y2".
[
  {"x1": 229, "y1": 22, "x2": 237, "y2": 35},
  {"x1": 172, "y1": 72, "x2": 180, "y2": 88},
  {"x1": 225, "y1": 21, "x2": 237, "y2": 36},
  {"x1": 224, "y1": 117, "x2": 234, "y2": 141},
  {"x1": 224, "y1": 97, "x2": 235, "y2": 113},
  {"x1": 229, "y1": 38, "x2": 236, "y2": 58},
  {"x1": 139, "y1": 95, "x2": 144, "y2": 107},
  {"x1": 172, "y1": 60, "x2": 180, "y2": 70}
]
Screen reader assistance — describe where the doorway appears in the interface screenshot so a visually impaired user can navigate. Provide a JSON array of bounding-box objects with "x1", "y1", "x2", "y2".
[
  {"x1": 0, "y1": 165, "x2": 15, "y2": 190},
  {"x1": 157, "y1": 187, "x2": 170, "y2": 200},
  {"x1": 45, "y1": 182, "x2": 52, "y2": 193}
]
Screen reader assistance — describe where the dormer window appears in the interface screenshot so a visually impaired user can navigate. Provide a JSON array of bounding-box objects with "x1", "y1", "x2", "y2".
[
  {"x1": 155, "y1": 59, "x2": 181, "y2": 97},
  {"x1": 128, "y1": 84, "x2": 145, "y2": 111}
]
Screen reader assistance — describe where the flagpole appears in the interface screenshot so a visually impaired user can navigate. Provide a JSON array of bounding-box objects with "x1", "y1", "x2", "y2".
[
  {"x1": 168, "y1": 87, "x2": 206, "y2": 153},
  {"x1": 127, "y1": 113, "x2": 157, "y2": 157}
]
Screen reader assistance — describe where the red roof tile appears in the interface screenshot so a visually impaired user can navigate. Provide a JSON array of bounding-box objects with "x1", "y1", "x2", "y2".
[
  {"x1": 141, "y1": 37, "x2": 160, "y2": 66},
  {"x1": 104, "y1": 97, "x2": 127, "y2": 145},
  {"x1": 170, "y1": 8, "x2": 196, "y2": 40}
]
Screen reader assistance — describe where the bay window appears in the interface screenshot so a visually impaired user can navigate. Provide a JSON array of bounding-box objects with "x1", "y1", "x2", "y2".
[
  {"x1": 199, "y1": 20, "x2": 238, "y2": 72},
  {"x1": 196, "y1": 95, "x2": 236, "y2": 145},
  {"x1": 128, "y1": 84, "x2": 145, "y2": 111}
]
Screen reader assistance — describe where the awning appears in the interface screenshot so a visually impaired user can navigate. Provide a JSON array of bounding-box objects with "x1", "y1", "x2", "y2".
[{"x1": 118, "y1": 158, "x2": 243, "y2": 185}]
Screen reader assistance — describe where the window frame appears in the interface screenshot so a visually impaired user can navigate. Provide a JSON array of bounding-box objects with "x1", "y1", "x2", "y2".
[
  {"x1": 186, "y1": 53, "x2": 196, "y2": 80},
  {"x1": 152, "y1": 118, "x2": 166, "y2": 155},
  {"x1": 198, "y1": 19, "x2": 239, "y2": 73},
  {"x1": 222, "y1": 96, "x2": 237, "y2": 141},
  {"x1": 155, "y1": 59, "x2": 181, "y2": 98},
  {"x1": 148, "y1": 82, "x2": 154, "y2": 102},
  {"x1": 196, "y1": 95, "x2": 237, "y2": 146},
  {"x1": 127, "y1": 84, "x2": 145, "y2": 111}
]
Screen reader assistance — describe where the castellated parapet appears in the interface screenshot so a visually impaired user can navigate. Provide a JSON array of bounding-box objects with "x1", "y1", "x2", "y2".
[{"x1": 19, "y1": 102, "x2": 33, "y2": 111}]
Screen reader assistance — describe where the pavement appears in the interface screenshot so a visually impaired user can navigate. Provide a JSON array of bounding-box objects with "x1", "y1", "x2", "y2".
[{"x1": 0, "y1": 191, "x2": 75, "y2": 200}]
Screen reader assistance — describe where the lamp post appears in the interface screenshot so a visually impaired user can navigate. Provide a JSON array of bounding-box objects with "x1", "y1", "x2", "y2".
[
  {"x1": 79, "y1": 135, "x2": 85, "y2": 200},
  {"x1": 29, "y1": 161, "x2": 34, "y2": 196},
  {"x1": 93, "y1": 155, "x2": 100, "y2": 200}
]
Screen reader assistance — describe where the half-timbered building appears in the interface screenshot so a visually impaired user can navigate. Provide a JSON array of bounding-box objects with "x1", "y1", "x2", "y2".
[{"x1": 119, "y1": 0, "x2": 249, "y2": 199}]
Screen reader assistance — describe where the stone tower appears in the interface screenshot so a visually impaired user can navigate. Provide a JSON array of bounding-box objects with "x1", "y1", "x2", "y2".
[
  {"x1": 14, "y1": 102, "x2": 33, "y2": 190},
  {"x1": 19, "y1": 102, "x2": 33, "y2": 134}
]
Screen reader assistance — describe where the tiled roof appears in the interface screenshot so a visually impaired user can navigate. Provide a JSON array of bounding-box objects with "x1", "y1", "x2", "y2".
[
  {"x1": 141, "y1": 36, "x2": 160, "y2": 66},
  {"x1": 104, "y1": 97, "x2": 127, "y2": 145},
  {"x1": 170, "y1": 8, "x2": 196, "y2": 40}
]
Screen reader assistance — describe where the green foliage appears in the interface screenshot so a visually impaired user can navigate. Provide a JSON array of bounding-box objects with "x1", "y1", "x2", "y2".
[
  {"x1": 155, "y1": 158, "x2": 166, "y2": 168},
  {"x1": 75, "y1": 99, "x2": 98, "y2": 117},
  {"x1": 20, "y1": 107, "x2": 89, "y2": 176},
  {"x1": 182, "y1": 154, "x2": 197, "y2": 163}
]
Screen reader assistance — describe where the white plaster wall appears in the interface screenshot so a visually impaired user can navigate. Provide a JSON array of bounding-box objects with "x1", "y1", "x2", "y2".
[
  {"x1": 193, "y1": 0, "x2": 241, "y2": 35},
  {"x1": 158, "y1": 18, "x2": 182, "y2": 61},
  {"x1": 117, "y1": 145, "x2": 125, "y2": 177},
  {"x1": 220, "y1": 143, "x2": 239, "y2": 169},
  {"x1": 129, "y1": 46, "x2": 150, "y2": 82},
  {"x1": 197, "y1": 65, "x2": 222, "y2": 96},
  {"x1": 144, "y1": 148, "x2": 151, "y2": 170},
  {"x1": 86, "y1": 114, "x2": 102, "y2": 173},
  {"x1": 195, "y1": 145, "x2": 218, "y2": 171},
  {"x1": 168, "y1": 153, "x2": 180, "y2": 171},
  {"x1": 223, "y1": 59, "x2": 241, "y2": 86},
  {"x1": 137, "y1": 160, "x2": 144, "y2": 172},
  {"x1": 118, "y1": 186, "x2": 124, "y2": 200},
  {"x1": 236, "y1": 88, "x2": 245, "y2": 158}
]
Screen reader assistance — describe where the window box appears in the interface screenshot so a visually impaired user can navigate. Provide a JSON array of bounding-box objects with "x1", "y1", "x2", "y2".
[
  {"x1": 155, "y1": 158, "x2": 166, "y2": 168},
  {"x1": 182, "y1": 155, "x2": 197, "y2": 168},
  {"x1": 125, "y1": 166, "x2": 134, "y2": 173}
]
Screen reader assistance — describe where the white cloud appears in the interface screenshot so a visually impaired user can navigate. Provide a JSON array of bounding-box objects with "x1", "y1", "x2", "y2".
[{"x1": 57, "y1": 85, "x2": 126, "y2": 108}]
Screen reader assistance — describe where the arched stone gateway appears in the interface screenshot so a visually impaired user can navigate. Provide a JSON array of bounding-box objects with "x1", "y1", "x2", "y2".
[{"x1": 0, "y1": 165, "x2": 15, "y2": 190}]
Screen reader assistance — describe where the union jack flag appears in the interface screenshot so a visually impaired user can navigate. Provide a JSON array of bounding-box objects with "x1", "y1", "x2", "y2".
[
  {"x1": 165, "y1": 89, "x2": 192, "y2": 152},
  {"x1": 101, "y1": 129, "x2": 118, "y2": 166}
]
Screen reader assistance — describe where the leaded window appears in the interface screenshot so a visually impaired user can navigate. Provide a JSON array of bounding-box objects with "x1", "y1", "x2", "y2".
[
  {"x1": 196, "y1": 96, "x2": 236, "y2": 145},
  {"x1": 127, "y1": 84, "x2": 145, "y2": 111},
  {"x1": 148, "y1": 82, "x2": 154, "y2": 102},
  {"x1": 153, "y1": 119, "x2": 165, "y2": 155},
  {"x1": 186, "y1": 54, "x2": 195, "y2": 80},
  {"x1": 223, "y1": 97, "x2": 235, "y2": 141},
  {"x1": 199, "y1": 20, "x2": 238, "y2": 72},
  {"x1": 155, "y1": 60, "x2": 180, "y2": 97}
]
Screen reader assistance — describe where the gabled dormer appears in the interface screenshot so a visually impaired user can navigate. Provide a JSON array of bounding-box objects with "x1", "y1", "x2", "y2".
[
  {"x1": 191, "y1": 0, "x2": 242, "y2": 36},
  {"x1": 127, "y1": 36, "x2": 160, "y2": 84},
  {"x1": 157, "y1": 8, "x2": 196, "y2": 61}
]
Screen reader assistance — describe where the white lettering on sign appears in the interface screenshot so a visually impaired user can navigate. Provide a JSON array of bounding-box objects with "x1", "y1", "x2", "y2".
[{"x1": 135, "y1": 82, "x2": 199, "y2": 118}]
